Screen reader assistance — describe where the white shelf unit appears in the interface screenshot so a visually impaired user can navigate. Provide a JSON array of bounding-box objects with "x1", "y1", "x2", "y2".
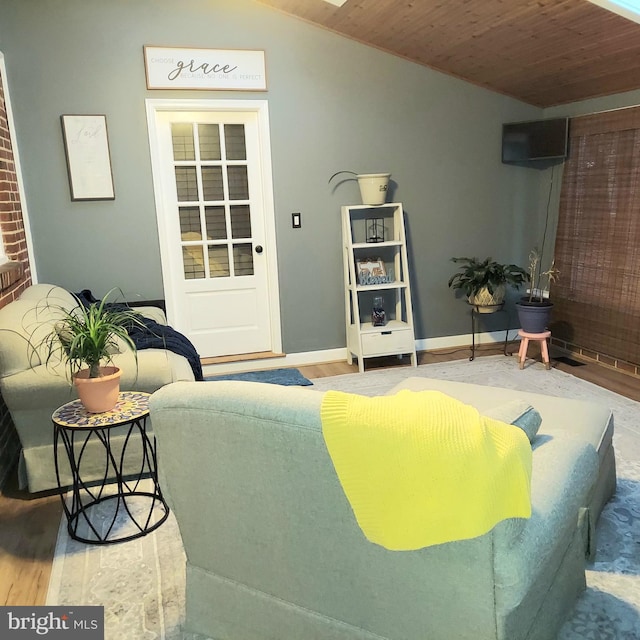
[{"x1": 341, "y1": 203, "x2": 417, "y2": 372}]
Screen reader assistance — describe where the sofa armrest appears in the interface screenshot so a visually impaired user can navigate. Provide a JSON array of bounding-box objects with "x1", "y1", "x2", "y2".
[
  {"x1": 493, "y1": 435, "x2": 599, "y2": 609},
  {"x1": 1, "y1": 364, "x2": 74, "y2": 411},
  {"x1": 133, "y1": 306, "x2": 167, "y2": 325}
]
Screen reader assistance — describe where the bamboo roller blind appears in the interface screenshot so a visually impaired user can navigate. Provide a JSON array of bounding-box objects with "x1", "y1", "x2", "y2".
[{"x1": 553, "y1": 106, "x2": 640, "y2": 365}]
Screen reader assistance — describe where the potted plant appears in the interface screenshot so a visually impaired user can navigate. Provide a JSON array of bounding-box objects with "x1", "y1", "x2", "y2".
[
  {"x1": 515, "y1": 248, "x2": 560, "y2": 333},
  {"x1": 448, "y1": 256, "x2": 528, "y2": 312},
  {"x1": 329, "y1": 170, "x2": 391, "y2": 205},
  {"x1": 39, "y1": 289, "x2": 145, "y2": 413}
]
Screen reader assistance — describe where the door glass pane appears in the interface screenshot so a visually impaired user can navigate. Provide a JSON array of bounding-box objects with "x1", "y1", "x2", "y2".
[
  {"x1": 171, "y1": 123, "x2": 195, "y2": 161},
  {"x1": 230, "y1": 205, "x2": 251, "y2": 239},
  {"x1": 209, "y1": 246, "x2": 230, "y2": 277},
  {"x1": 175, "y1": 166, "x2": 198, "y2": 201},
  {"x1": 179, "y1": 207, "x2": 202, "y2": 240},
  {"x1": 227, "y1": 166, "x2": 249, "y2": 200},
  {"x1": 199, "y1": 124, "x2": 221, "y2": 161},
  {"x1": 182, "y1": 246, "x2": 205, "y2": 279},
  {"x1": 224, "y1": 124, "x2": 246, "y2": 160},
  {"x1": 202, "y1": 166, "x2": 224, "y2": 201},
  {"x1": 205, "y1": 206, "x2": 227, "y2": 240},
  {"x1": 233, "y1": 243, "x2": 254, "y2": 276},
  {"x1": 170, "y1": 116, "x2": 259, "y2": 285}
]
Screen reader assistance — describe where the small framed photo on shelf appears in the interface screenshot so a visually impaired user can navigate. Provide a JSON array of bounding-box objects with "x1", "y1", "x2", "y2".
[
  {"x1": 356, "y1": 257, "x2": 392, "y2": 285},
  {"x1": 356, "y1": 257, "x2": 386, "y2": 277}
]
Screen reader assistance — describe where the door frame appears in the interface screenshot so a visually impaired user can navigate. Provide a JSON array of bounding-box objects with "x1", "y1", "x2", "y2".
[{"x1": 145, "y1": 98, "x2": 282, "y2": 356}]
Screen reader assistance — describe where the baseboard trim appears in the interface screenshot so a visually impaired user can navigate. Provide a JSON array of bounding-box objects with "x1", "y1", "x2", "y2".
[
  {"x1": 200, "y1": 331, "x2": 510, "y2": 376},
  {"x1": 201, "y1": 348, "x2": 347, "y2": 376},
  {"x1": 201, "y1": 351, "x2": 285, "y2": 366},
  {"x1": 416, "y1": 329, "x2": 514, "y2": 352}
]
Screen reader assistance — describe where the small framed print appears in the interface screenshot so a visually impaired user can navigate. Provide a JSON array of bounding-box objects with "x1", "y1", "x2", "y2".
[
  {"x1": 356, "y1": 257, "x2": 393, "y2": 285},
  {"x1": 61, "y1": 114, "x2": 115, "y2": 201},
  {"x1": 356, "y1": 257, "x2": 386, "y2": 278}
]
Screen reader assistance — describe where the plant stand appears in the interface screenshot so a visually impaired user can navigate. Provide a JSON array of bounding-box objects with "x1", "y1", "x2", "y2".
[{"x1": 468, "y1": 302, "x2": 510, "y2": 361}]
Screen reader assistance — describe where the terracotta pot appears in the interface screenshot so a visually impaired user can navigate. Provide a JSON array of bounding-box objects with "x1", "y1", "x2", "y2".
[{"x1": 73, "y1": 366, "x2": 122, "y2": 413}]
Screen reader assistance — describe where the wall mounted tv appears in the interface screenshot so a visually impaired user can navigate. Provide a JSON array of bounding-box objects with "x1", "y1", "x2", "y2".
[{"x1": 502, "y1": 118, "x2": 569, "y2": 167}]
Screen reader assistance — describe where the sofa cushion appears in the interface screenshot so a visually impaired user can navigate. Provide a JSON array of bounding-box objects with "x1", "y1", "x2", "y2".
[
  {"x1": 484, "y1": 399, "x2": 542, "y2": 443},
  {"x1": 388, "y1": 377, "x2": 613, "y2": 463},
  {"x1": 134, "y1": 305, "x2": 167, "y2": 325}
]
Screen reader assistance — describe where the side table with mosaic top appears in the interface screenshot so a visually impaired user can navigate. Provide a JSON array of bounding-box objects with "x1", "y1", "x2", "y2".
[{"x1": 52, "y1": 391, "x2": 170, "y2": 544}]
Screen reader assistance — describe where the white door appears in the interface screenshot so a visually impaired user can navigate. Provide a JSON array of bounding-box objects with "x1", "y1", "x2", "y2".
[{"x1": 146, "y1": 100, "x2": 281, "y2": 358}]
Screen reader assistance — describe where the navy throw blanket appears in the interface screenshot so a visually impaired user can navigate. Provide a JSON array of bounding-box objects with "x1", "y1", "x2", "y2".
[{"x1": 74, "y1": 290, "x2": 204, "y2": 381}]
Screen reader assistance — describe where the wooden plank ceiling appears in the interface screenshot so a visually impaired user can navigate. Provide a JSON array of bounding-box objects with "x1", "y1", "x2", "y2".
[{"x1": 255, "y1": 0, "x2": 640, "y2": 107}]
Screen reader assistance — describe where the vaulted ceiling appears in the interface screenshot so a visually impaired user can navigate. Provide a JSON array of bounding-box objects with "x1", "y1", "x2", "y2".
[{"x1": 256, "y1": 0, "x2": 640, "y2": 108}]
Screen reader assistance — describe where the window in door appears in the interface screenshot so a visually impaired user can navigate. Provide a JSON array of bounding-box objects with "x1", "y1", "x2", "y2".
[{"x1": 170, "y1": 122, "x2": 255, "y2": 281}]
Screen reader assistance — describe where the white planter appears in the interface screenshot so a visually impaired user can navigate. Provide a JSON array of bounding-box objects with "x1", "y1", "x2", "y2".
[{"x1": 357, "y1": 173, "x2": 391, "y2": 205}]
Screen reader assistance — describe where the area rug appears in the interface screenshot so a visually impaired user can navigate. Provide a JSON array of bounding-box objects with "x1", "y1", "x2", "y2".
[
  {"x1": 46, "y1": 356, "x2": 640, "y2": 639},
  {"x1": 204, "y1": 367, "x2": 312, "y2": 386}
]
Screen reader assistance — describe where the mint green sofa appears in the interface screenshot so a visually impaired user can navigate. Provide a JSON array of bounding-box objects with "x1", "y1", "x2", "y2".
[
  {"x1": 0, "y1": 284, "x2": 195, "y2": 492},
  {"x1": 149, "y1": 377, "x2": 615, "y2": 640}
]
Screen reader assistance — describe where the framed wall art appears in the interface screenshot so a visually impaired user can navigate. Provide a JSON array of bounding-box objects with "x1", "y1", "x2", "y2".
[
  {"x1": 144, "y1": 46, "x2": 267, "y2": 91},
  {"x1": 61, "y1": 114, "x2": 115, "y2": 201}
]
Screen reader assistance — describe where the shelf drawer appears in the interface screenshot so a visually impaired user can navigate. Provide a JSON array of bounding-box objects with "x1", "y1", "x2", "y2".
[{"x1": 361, "y1": 328, "x2": 414, "y2": 356}]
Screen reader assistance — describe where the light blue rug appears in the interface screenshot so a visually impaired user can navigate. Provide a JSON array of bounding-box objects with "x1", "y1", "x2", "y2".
[{"x1": 204, "y1": 367, "x2": 312, "y2": 386}]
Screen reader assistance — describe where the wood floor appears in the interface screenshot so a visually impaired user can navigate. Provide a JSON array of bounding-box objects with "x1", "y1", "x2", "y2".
[{"x1": 1, "y1": 343, "x2": 638, "y2": 607}]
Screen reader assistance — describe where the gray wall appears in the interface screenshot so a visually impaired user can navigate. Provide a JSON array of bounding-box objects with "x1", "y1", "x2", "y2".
[{"x1": 0, "y1": 0, "x2": 544, "y2": 354}]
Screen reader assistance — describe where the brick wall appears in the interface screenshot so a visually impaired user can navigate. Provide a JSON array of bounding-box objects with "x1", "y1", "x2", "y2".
[{"x1": 0, "y1": 67, "x2": 32, "y2": 488}]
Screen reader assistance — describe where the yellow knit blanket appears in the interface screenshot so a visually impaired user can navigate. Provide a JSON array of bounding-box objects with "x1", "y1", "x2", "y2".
[{"x1": 321, "y1": 389, "x2": 532, "y2": 550}]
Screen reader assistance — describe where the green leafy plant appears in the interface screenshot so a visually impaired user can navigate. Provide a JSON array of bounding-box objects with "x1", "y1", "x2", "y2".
[
  {"x1": 328, "y1": 170, "x2": 357, "y2": 183},
  {"x1": 448, "y1": 257, "x2": 529, "y2": 298},
  {"x1": 39, "y1": 289, "x2": 146, "y2": 379}
]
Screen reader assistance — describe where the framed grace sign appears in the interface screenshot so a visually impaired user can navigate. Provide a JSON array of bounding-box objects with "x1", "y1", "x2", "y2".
[
  {"x1": 61, "y1": 114, "x2": 115, "y2": 201},
  {"x1": 144, "y1": 46, "x2": 267, "y2": 91}
]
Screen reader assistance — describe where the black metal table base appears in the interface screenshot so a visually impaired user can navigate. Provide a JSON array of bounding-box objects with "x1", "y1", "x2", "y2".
[
  {"x1": 54, "y1": 410, "x2": 169, "y2": 545},
  {"x1": 65, "y1": 490, "x2": 169, "y2": 545}
]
